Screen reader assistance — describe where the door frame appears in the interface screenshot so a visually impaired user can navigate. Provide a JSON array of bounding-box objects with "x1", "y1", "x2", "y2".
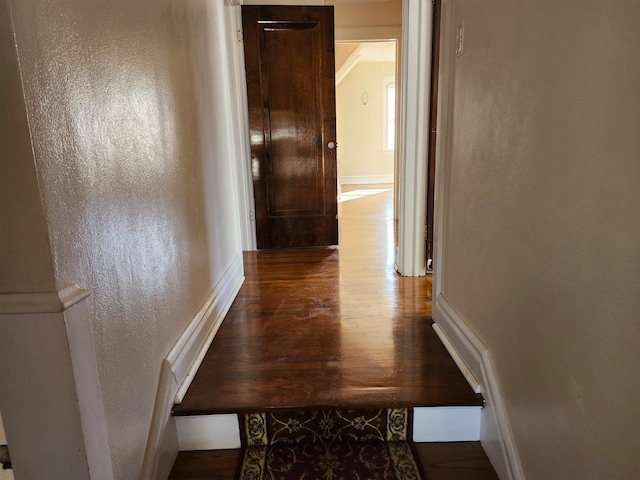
[
  {"x1": 334, "y1": 32, "x2": 402, "y2": 242},
  {"x1": 228, "y1": 0, "x2": 433, "y2": 277},
  {"x1": 395, "y1": 0, "x2": 432, "y2": 276},
  {"x1": 226, "y1": 1, "x2": 257, "y2": 251}
]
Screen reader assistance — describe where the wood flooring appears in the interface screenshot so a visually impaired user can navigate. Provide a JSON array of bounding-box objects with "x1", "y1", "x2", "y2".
[
  {"x1": 169, "y1": 186, "x2": 497, "y2": 479},
  {"x1": 174, "y1": 186, "x2": 482, "y2": 414}
]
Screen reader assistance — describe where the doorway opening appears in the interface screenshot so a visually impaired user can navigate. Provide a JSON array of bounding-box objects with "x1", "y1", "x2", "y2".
[
  {"x1": 334, "y1": 41, "x2": 398, "y2": 245},
  {"x1": 234, "y1": 1, "x2": 436, "y2": 276}
]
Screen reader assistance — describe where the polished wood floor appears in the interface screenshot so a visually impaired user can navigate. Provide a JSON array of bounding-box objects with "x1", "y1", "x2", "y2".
[{"x1": 173, "y1": 186, "x2": 482, "y2": 415}]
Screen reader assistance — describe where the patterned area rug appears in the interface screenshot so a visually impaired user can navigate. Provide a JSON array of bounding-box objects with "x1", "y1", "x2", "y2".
[{"x1": 237, "y1": 409, "x2": 423, "y2": 480}]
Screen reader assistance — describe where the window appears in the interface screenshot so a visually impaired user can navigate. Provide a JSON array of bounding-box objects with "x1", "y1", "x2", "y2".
[{"x1": 383, "y1": 76, "x2": 396, "y2": 152}]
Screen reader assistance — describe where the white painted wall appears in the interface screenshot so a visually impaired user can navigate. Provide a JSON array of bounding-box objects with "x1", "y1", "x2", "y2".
[
  {"x1": 1, "y1": 0, "x2": 243, "y2": 478},
  {"x1": 337, "y1": 62, "x2": 396, "y2": 184},
  {"x1": 436, "y1": 1, "x2": 640, "y2": 478}
]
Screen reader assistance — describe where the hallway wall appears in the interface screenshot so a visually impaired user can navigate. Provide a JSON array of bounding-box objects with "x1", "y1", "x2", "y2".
[
  {"x1": 1, "y1": 0, "x2": 242, "y2": 478},
  {"x1": 437, "y1": 1, "x2": 640, "y2": 479},
  {"x1": 337, "y1": 61, "x2": 396, "y2": 184}
]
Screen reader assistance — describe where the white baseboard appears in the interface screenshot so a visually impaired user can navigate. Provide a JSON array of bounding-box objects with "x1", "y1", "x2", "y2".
[
  {"x1": 140, "y1": 253, "x2": 244, "y2": 480},
  {"x1": 340, "y1": 175, "x2": 394, "y2": 185},
  {"x1": 168, "y1": 254, "x2": 245, "y2": 404},
  {"x1": 432, "y1": 323, "x2": 481, "y2": 394},
  {"x1": 433, "y1": 294, "x2": 525, "y2": 480}
]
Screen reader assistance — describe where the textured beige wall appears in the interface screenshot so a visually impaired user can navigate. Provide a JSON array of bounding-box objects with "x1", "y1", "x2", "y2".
[
  {"x1": 0, "y1": 0, "x2": 55, "y2": 293},
  {"x1": 337, "y1": 62, "x2": 395, "y2": 181},
  {"x1": 4, "y1": 0, "x2": 242, "y2": 478},
  {"x1": 440, "y1": 1, "x2": 640, "y2": 478}
]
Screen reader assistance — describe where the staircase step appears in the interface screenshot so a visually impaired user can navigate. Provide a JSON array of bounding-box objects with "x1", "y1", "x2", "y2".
[
  {"x1": 172, "y1": 249, "x2": 484, "y2": 419},
  {"x1": 175, "y1": 406, "x2": 481, "y2": 451},
  {"x1": 168, "y1": 442, "x2": 499, "y2": 480}
]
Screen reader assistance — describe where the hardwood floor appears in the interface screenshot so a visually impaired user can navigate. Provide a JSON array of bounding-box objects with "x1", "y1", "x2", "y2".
[
  {"x1": 174, "y1": 186, "x2": 482, "y2": 414},
  {"x1": 169, "y1": 186, "x2": 497, "y2": 479}
]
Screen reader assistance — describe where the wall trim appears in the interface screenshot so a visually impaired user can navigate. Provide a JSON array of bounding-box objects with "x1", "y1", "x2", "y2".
[
  {"x1": 139, "y1": 360, "x2": 179, "y2": 480},
  {"x1": 64, "y1": 300, "x2": 116, "y2": 480},
  {"x1": 140, "y1": 253, "x2": 245, "y2": 480},
  {"x1": 433, "y1": 294, "x2": 525, "y2": 480},
  {"x1": 0, "y1": 284, "x2": 89, "y2": 314},
  {"x1": 478, "y1": 350, "x2": 525, "y2": 480},
  {"x1": 0, "y1": 292, "x2": 115, "y2": 479},
  {"x1": 432, "y1": 323, "x2": 480, "y2": 393},
  {"x1": 226, "y1": 2, "x2": 257, "y2": 251},
  {"x1": 168, "y1": 253, "x2": 245, "y2": 404},
  {"x1": 395, "y1": 0, "x2": 431, "y2": 276},
  {"x1": 340, "y1": 175, "x2": 394, "y2": 185},
  {"x1": 434, "y1": 295, "x2": 484, "y2": 375}
]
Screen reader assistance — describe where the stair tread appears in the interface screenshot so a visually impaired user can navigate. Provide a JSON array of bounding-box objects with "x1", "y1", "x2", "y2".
[{"x1": 168, "y1": 442, "x2": 499, "y2": 480}]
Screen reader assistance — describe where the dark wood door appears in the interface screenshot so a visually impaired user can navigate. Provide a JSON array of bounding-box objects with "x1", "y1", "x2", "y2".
[
  {"x1": 242, "y1": 5, "x2": 338, "y2": 249},
  {"x1": 426, "y1": 0, "x2": 442, "y2": 269}
]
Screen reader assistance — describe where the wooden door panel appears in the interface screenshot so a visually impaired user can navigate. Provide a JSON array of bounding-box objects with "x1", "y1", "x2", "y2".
[
  {"x1": 243, "y1": 6, "x2": 337, "y2": 249},
  {"x1": 263, "y1": 23, "x2": 323, "y2": 215}
]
